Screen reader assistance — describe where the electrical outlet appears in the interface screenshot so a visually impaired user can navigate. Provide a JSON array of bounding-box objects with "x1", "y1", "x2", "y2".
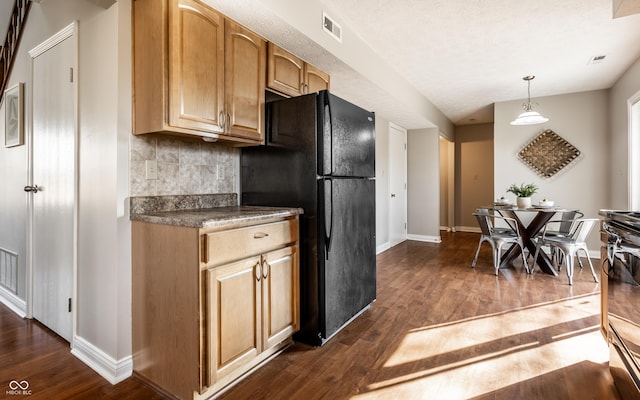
[
  {"x1": 146, "y1": 160, "x2": 158, "y2": 180},
  {"x1": 217, "y1": 164, "x2": 225, "y2": 180}
]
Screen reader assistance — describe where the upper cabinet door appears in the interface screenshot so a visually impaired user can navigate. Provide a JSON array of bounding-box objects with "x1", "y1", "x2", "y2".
[
  {"x1": 267, "y1": 43, "x2": 305, "y2": 97},
  {"x1": 225, "y1": 20, "x2": 266, "y2": 143},
  {"x1": 169, "y1": 0, "x2": 225, "y2": 133},
  {"x1": 304, "y1": 63, "x2": 330, "y2": 94}
]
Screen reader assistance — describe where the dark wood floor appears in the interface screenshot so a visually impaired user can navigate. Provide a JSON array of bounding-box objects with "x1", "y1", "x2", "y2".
[
  {"x1": 0, "y1": 310, "x2": 166, "y2": 399},
  {"x1": 0, "y1": 232, "x2": 621, "y2": 399}
]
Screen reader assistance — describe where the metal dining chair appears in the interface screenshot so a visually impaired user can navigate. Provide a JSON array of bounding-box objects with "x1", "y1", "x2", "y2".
[
  {"x1": 472, "y1": 208, "x2": 528, "y2": 275},
  {"x1": 530, "y1": 217, "x2": 599, "y2": 285},
  {"x1": 540, "y1": 211, "x2": 584, "y2": 268}
]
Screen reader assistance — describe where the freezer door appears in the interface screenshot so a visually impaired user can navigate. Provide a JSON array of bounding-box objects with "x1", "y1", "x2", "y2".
[
  {"x1": 318, "y1": 91, "x2": 375, "y2": 178},
  {"x1": 319, "y1": 177, "x2": 376, "y2": 339}
]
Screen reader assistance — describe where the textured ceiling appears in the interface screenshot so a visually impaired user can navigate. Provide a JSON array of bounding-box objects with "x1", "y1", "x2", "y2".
[
  {"x1": 206, "y1": 0, "x2": 640, "y2": 128},
  {"x1": 318, "y1": 0, "x2": 640, "y2": 125},
  {"x1": 3, "y1": 1, "x2": 640, "y2": 129}
]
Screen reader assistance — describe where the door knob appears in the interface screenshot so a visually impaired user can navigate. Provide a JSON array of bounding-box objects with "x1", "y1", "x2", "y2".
[
  {"x1": 391, "y1": 193, "x2": 396, "y2": 198},
  {"x1": 24, "y1": 185, "x2": 40, "y2": 193}
]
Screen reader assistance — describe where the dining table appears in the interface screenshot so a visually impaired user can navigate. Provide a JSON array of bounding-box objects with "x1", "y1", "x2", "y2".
[{"x1": 488, "y1": 204, "x2": 580, "y2": 275}]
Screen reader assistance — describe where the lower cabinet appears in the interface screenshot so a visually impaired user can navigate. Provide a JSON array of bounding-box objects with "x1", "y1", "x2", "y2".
[
  {"x1": 207, "y1": 245, "x2": 299, "y2": 384},
  {"x1": 132, "y1": 215, "x2": 299, "y2": 400}
]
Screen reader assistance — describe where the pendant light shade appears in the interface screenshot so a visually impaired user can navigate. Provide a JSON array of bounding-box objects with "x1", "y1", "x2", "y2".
[{"x1": 510, "y1": 76, "x2": 548, "y2": 126}]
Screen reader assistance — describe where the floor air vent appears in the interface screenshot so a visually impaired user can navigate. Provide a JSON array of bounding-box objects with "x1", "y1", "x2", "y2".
[
  {"x1": 323, "y1": 12, "x2": 342, "y2": 42},
  {"x1": 0, "y1": 248, "x2": 18, "y2": 294}
]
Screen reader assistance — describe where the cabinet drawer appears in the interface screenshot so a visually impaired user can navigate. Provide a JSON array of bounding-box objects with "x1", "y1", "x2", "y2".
[{"x1": 203, "y1": 219, "x2": 298, "y2": 266}]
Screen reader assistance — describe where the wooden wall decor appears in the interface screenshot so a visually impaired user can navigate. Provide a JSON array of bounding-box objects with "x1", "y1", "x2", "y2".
[{"x1": 518, "y1": 129, "x2": 581, "y2": 179}]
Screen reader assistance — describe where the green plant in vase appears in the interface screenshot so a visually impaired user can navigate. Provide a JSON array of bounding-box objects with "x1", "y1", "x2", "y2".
[{"x1": 507, "y1": 183, "x2": 538, "y2": 208}]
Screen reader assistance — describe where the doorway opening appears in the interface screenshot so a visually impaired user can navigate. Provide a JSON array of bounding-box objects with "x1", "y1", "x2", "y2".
[
  {"x1": 630, "y1": 92, "x2": 640, "y2": 210},
  {"x1": 439, "y1": 136, "x2": 454, "y2": 232}
]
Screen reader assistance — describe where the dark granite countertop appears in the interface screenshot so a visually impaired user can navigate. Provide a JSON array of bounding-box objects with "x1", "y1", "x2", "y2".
[
  {"x1": 129, "y1": 194, "x2": 302, "y2": 229},
  {"x1": 130, "y1": 205, "x2": 303, "y2": 229}
]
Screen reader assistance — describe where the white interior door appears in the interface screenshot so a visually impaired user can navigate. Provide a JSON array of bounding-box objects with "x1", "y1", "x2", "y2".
[
  {"x1": 29, "y1": 25, "x2": 77, "y2": 342},
  {"x1": 389, "y1": 123, "x2": 407, "y2": 247}
]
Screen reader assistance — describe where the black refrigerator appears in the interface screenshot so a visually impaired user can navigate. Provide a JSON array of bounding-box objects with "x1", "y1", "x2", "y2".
[{"x1": 241, "y1": 90, "x2": 376, "y2": 346}]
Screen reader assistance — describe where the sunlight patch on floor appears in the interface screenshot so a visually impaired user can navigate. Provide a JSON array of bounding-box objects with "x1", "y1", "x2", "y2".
[
  {"x1": 384, "y1": 294, "x2": 600, "y2": 368},
  {"x1": 355, "y1": 331, "x2": 608, "y2": 399},
  {"x1": 351, "y1": 294, "x2": 609, "y2": 399}
]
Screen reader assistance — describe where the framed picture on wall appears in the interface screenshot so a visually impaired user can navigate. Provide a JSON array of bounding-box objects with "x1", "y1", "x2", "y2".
[{"x1": 4, "y1": 82, "x2": 24, "y2": 147}]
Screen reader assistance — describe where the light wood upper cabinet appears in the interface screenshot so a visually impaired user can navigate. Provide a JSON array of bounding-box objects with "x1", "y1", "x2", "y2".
[
  {"x1": 224, "y1": 19, "x2": 266, "y2": 142},
  {"x1": 304, "y1": 63, "x2": 331, "y2": 94},
  {"x1": 267, "y1": 42, "x2": 330, "y2": 97},
  {"x1": 169, "y1": 0, "x2": 225, "y2": 134},
  {"x1": 267, "y1": 43, "x2": 305, "y2": 97},
  {"x1": 133, "y1": 0, "x2": 266, "y2": 145}
]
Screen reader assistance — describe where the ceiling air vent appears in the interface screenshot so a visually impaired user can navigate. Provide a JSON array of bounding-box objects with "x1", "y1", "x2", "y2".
[{"x1": 323, "y1": 12, "x2": 342, "y2": 42}]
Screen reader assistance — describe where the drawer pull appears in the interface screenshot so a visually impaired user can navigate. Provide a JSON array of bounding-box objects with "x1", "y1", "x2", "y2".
[{"x1": 253, "y1": 232, "x2": 269, "y2": 239}]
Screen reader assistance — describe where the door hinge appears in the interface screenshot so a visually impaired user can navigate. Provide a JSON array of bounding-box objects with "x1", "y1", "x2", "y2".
[
  {"x1": 68, "y1": 298, "x2": 72, "y2": 312},
  {"x1": 70, "y1": 67, "x2": 74, "y2": 83}
]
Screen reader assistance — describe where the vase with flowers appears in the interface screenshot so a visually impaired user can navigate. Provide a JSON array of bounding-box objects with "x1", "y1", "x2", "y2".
[{"x1": 507, "y1": 183, "x2": 538, "y2": 209}]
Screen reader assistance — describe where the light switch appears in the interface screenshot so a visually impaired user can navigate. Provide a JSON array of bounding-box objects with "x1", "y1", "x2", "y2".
[{"x1": 146, "y1": 160, "x2": 158, "y2": 180}]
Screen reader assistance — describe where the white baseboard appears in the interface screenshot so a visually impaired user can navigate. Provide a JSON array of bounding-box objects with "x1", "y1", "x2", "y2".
[
  {"x1": 0, "y1": 286, "x2": 26, "y2": 318},
  {"x1": 376, "y1": 242, "x2": 391, "y2": 254},
  {"x1": 407, "y1": 234, "x2": 442, "y2": 243},
  {"x1": 71, "y1": 336, "x2": 132, "y2": 385},
  {"x1": 457, "y1": 226, "x2": 481, "y2": 233}
]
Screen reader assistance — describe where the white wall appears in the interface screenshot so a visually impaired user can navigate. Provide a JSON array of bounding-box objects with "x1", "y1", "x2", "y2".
[
  {"x1": 0, "y1": 89, "x2": 27, "y2": 308},
  {"x1": 407, "y1": 128, "x2": 441, "y2": 242},
  {"x1": 375, "y1": 115, "x2": 390, "y2": 252},
  {"x1": 75, "y1": 0, "x2": 132, "y2": 370},
  {"x1": 0, "y1": 0, "x2": 134, "y2": 383},
  {"x1": 494, "y1": 90, "x2": 609, "y2": 251},
  {"x1": 609, "y1": 57, "x2": 640, "y2": 209}
]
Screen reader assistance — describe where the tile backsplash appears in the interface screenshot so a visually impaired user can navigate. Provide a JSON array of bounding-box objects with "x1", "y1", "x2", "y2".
[{"x1": 130, "y1": 135, "x2": 239, "y2": 197}]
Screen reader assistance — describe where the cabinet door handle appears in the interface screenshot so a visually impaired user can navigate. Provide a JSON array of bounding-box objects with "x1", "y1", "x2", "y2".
[
  {"x1": 255, "y1": 261, "x2": 261, "y2": 282},
  {"x1": 262, "y1": 259, "x2": 270, "y2": 279},
  {"x1": 219, "y1": 110, "x2": 225, "y2": 131},
  {"x1": 254, "y1": 232, "x2": 269, "y2": 239}
]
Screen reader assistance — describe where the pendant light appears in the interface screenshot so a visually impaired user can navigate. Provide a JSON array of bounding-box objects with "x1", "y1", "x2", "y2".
[{"x1": 510, "y1": 75, "x2": 548, "y2": 125}]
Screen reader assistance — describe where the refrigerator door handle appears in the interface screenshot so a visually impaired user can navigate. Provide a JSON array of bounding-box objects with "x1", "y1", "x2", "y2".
[
  {"x1": 324, "y1": 178, "x2": 334, "y2": 260},
  {"x1": 324, "y1": 93, "x2": 333, "y2": 176}
]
